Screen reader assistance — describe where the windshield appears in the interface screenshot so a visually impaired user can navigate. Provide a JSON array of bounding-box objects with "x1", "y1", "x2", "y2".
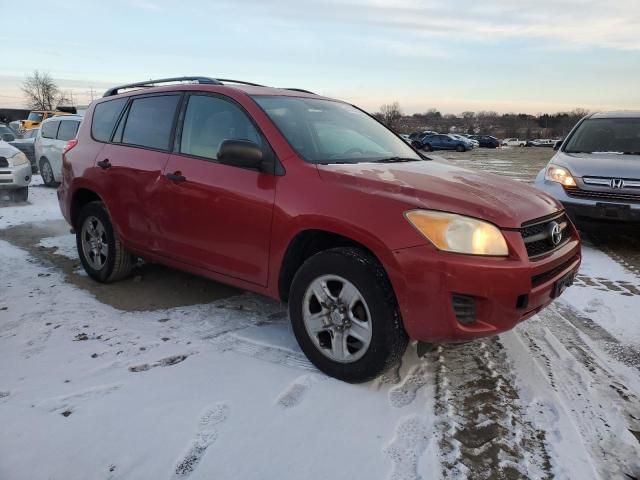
[
  {"x1": 564, "y1": 118, "x2": 640, "y2": 155},
  {"x1": 253, "y1": 96, "x2": 422, "y2": 164},
  {"x1": 27, "y1": 112, "x2": 44, "y2": 122}
]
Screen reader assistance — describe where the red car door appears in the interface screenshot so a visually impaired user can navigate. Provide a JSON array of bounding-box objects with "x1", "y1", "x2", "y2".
[
  {"x1": 97, "y1": 94, "x2": 181, "y2": 252},
  {"x1": 156, "y1": 93, "x2": 277, "y2": 287}
]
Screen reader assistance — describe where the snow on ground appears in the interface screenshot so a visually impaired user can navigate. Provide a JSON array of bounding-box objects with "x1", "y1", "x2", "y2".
[{"x1": 1, "y1": 175, "x2": 640, "y2": 480}]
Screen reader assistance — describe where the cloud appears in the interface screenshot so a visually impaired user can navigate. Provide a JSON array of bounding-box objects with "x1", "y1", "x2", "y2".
[{"x1": 204, "y1": 0, "x2": 640, "y2": 51}]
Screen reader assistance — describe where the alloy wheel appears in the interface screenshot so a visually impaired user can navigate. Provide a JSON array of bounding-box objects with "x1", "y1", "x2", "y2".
[
  {"x1": 80, "y1": 215, "x2": 109, "y2": 270},
  {"x1": 302, "y1": 274, "x2": 372, "y2": 363}
]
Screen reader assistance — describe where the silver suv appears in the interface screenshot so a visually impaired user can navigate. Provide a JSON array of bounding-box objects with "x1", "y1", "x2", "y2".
[{"x1": 535, "y1": 111, "x2": 640, "y2": 227}]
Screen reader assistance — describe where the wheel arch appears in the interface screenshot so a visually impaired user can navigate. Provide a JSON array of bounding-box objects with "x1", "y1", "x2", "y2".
[
  {"x1": 71, "y1": 188, "x2": 104, "y2": 229},
  {"x1": 278, "y1": 228, "x2": 395, "y2": 303}
]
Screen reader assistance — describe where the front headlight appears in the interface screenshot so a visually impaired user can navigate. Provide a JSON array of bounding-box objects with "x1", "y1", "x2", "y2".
[
  {"x1": 405, "y1": 210, "x2": 509, "y2": 256},
  {"x1": 9, "y1": 152, "x2": 29, "y2": 167},
  {"x1": 545, "y1": 164, "x2": 576, "y2": 187}
]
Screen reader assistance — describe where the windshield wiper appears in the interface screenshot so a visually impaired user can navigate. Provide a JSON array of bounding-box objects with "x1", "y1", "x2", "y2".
[
  {"x1": 623, "y1": 152, "x2": 640, "y2": 155},
  {"x1": 376, "y1": 156, "x2": 421, "y2": 163}
]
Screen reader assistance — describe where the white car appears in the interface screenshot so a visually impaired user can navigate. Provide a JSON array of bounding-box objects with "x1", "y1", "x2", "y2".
[
  {"x1": 502, "y1": 138, "x2": 526, "y2": 147},
  {"x1": 0, "y1": 140, "x2": 32, "y2": 201},
  {"x1": 35, "y1": 115, "x2": 82, "y2": 187}
]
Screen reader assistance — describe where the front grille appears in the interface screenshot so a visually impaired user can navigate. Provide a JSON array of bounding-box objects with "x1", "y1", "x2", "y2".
[
  {"x1": 0, "y1": 157, "x2": 8, "y2": 168},
  {"x1": 564, "y1": 186, "x2": 640, "y2": 204},
  {"x1": 531, "y1": 254, "x2": 579, "y2": 287},
  {"x1": 521, "y1": 213, "x2": 571, "y2": 258}
]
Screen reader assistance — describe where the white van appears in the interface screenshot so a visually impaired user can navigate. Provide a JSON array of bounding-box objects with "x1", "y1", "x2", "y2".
[{"x1": 35, "y1": 115, "x2": 82, "y2": 187}]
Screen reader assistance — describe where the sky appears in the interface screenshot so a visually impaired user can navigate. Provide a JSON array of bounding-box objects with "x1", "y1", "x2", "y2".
[{"x1": 2, "y1": 0, "x2": 640, "y2": 114}]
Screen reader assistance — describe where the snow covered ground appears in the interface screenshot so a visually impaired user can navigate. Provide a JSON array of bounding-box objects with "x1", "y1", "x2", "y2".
[{"x1": 1, "y1": 174, "x2": 640, "y2": 480}]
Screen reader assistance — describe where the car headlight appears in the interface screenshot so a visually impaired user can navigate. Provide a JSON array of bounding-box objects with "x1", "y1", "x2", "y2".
[
  {"x1": 545, "y1": 164, "x2": 576, "y2": 187},
  {"x1": 9, "y1": 152, "x2": 29, "y2": 167},
  {"x1": 405, "y1": 210, "x2": 509, "y2": 256}
]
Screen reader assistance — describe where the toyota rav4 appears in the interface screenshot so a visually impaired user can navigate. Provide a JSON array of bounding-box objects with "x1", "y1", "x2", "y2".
[{"x1": 58, "y1": 77, "x2": 581, "y2": 382}]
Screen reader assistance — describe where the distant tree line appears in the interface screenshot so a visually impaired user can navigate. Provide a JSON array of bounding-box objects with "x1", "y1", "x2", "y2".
[{"x1": 375, "y1": 103, "x2": 589, "y2": 139}]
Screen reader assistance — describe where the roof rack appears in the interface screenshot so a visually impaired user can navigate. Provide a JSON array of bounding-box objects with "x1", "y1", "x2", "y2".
[
  {"x1": 103, "y1": 77, "x2": 317, "y2": 97},
  {"x1": 103, "y1": 76, "x2": 222, "y2": 97},
  {"x1": 284, "y1": 88, "x2": 317, "y2": 95},
  {"x1": 217, "y1": 79, "x2": 266, "y2": 87}
]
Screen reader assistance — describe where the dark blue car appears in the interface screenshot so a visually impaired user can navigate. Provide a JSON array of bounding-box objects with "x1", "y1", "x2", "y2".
[
  {"x1": 418, "y1": 134, "x2": 472, "y2": 152},
  {"x1": 469, "y1": 135, "x2": 500, "y2": 148}
]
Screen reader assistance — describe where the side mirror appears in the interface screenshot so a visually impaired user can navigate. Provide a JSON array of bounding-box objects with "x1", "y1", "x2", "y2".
[
  {"x1": 218, "y1": 139, "x2": 263, "y2": 170},
  {"x1": 553, "y1": 140, "x2": 563, "y2": 151},
  {"x1": 2, "y1": 133, "x2": 15, "y2": 142}
]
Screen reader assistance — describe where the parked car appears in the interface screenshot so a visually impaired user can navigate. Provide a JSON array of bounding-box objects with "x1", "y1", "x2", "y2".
[
  {"x1": 502, "y1": 138, "x2": 526, "y2": 147},
  {"x1": 0, "y1": 124, "x2": 16, "y2": 141},
  {"x1": 526, "y1": 139, "x2": 557, "y2": 148},
  {"x1": 469, "y1": 135, "x2": 500, "y2": 148},
  {"x1": 19, "y1": 110, "x2": 70, "y2": 133},
  {"x1": 419, "y1": 133, "x2": 472, "y2": 152},
  {"x1": 9, "y1": 127, "x2": 39, "y2": 173},
  {"x1": 535, "y1": 111, "x2": 640, "y2": 228},
  {"x1": 399, "y1": 133, "x2": 411, "y2": 143},
  {"x1": 35, "y1": 115, "x2": 82, "y2": 187},
  {"x1": 58, "y1": 76, "x2": 581, "y2": 383},
  {"x1": 451, "y1": 134, "x2": 479, "y2": 148},
  {"x1": 0, "y1": 140, "x2": 32, "y2": 201}
]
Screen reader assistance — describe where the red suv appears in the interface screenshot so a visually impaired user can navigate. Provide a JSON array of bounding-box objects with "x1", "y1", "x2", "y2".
[{"x1": 58, "y1": 77, "x2": 581, "y2": 382}]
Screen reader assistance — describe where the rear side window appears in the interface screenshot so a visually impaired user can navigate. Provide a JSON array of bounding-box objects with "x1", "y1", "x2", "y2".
[
  {"x1": 41, "y1": 121, "x2": 59, "y2": 139},
  {"x1": 92, "y1": 98, "x2": 127, "y2": 142},
  {"x1": 57, "y1": 120, "x2": 80, "y2": 141},
  {"x1": 179, "y1": 95, "x2": 261, "y2": 160},
  {"x1": 122, "y1": 95, "x2": 180, "y2": 151}
]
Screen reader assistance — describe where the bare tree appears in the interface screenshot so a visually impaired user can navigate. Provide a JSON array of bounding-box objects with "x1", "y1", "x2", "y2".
[
  {"x1": 378, "y1": 102, "x2": 403, "y2": 130},
  {"x1": 21, "y1": 71, "x2": 67, "y2": 110}
]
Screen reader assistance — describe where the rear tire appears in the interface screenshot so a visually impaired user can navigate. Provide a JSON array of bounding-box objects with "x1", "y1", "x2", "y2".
[
  {"x1": 12, "y1": 187, "x2": 28, "y2": 202},
  {"x1": 456, "y1": 144, "x2": 465, "y2": 152},
  {"x1": 76, "y1": 201, "x2": 133, "y2": 283},
  {"x1": 288, "y1": 247, "x2": 408, "y2": 383},
  {"x1": 39, "y1": 158, "x2": 58, "y2": 187}
]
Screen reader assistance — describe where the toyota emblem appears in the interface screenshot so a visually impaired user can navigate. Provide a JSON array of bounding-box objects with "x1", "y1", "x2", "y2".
[{"x1": 548, "y1": 221, "x2": 563, "y2": 246}]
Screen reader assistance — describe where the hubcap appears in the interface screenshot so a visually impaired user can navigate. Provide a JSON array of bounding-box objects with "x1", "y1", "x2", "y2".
[
  {"x1": 302, "y1": 275, "x2": 372, "y2": 363},
  {"x1": 80, "y1": 216, "x2": 109, "y2": 270}
]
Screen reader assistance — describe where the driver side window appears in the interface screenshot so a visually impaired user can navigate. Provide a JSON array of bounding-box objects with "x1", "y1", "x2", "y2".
[{"x1": 180, "y1": 95, "x2": 261, "y2": 161}]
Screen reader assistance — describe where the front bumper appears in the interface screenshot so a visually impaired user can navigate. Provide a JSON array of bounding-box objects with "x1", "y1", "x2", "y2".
[
  {"x1": 390, "y1": 228, "x2": 581, "y2": 343},
  {"x1": 534, "y1": 175, "x2": 640, "y2": 224},
  {"x1": 0, "y1": 162, "x2": 32, "y2": 188}
]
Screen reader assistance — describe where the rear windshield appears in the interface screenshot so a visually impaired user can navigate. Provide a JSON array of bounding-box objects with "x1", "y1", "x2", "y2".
[
  {"x1": 564, "y1": 118, "x2": 640, "y2": 155},
  {"x1": 27, "y1": 112, "x2": 44, "y2": 122},
  {"x1": 253, "y1": 96, "x2": 421, "y2": 164},
  {"x1": 57, "y1": 120, "x2": 80, "y2": 141},
  {"x1": 91, "y1": 98, "x2": 127, "y2": 142}
]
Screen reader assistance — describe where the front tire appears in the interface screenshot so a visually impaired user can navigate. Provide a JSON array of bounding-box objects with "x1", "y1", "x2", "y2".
[
  {"x1": 76, "y1": 201, "x2": 133, "y2": 283},
  {"x1": 456, "y1": 144, "x2": 465, "y2": 152},
  {"x1": 289, "y1": 247, "x2": 408, "y2": 383}
]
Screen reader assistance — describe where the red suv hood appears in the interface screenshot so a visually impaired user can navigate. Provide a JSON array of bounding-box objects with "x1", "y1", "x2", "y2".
[{"x1": 318, "y1": 160, "x2": 561, "y2": 229}]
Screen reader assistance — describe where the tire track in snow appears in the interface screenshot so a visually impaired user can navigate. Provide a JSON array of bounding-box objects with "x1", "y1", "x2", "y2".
[
  {"x1": 518, "y1": 306, "x2": 640, "y2": 479},
  {"x1": 172, "y1": 403, "x2": 230, "y2": 479},
  {"x1": 428, "y1": 339, "x2": 552, "y2": 480}
]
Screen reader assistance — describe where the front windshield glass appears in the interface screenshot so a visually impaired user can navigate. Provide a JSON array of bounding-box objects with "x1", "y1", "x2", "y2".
[
  {"x1": 27, "y1": 112, "x2": 44, "y2": 122},
  {"x1": 253, "y1": 96, "x2": 422, "y2": 164},
  {"x1": 564, "y1": 118, "x2": 640, "y2": 154}
]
